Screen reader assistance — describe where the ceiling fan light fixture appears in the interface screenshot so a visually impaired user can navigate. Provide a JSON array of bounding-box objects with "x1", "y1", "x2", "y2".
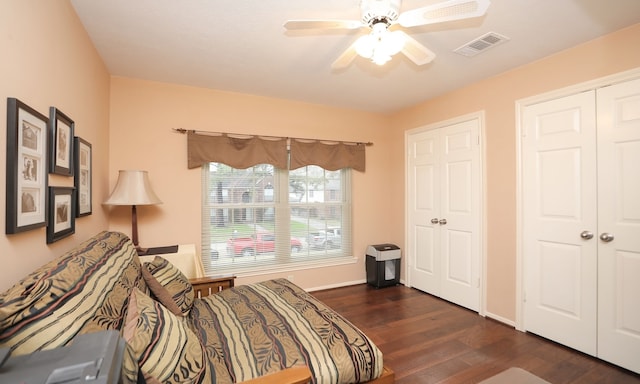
[
  {"x1": 355, "y1": 24, "x2": 405, "y2": 65},
  {"x1": 380, "y1": 30, "x2": 405, "y2": 56},
  {"x1": 372, "y1": 52, "x2": 392, "y2": 65},
  {"x1": 355, "y1": 34, "x2": 376, "y2": 58},
  {"x1": 286, "y1": 0, "x2": 491, "y2": 68}
]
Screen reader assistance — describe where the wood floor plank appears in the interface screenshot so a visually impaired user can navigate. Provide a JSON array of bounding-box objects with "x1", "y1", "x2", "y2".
[{"x1": 311, "y1": 284, "x2": 640, "y2": 384}]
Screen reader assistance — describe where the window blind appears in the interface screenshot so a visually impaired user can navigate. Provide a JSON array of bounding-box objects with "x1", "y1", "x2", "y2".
[{"x1": 200, "y1": 164, "x2": 352, "y2": 276}]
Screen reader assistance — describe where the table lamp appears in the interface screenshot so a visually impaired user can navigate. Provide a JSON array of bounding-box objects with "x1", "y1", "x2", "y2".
[{"x1": 104, "y1": 170, "x2": 162, "y2": 255}]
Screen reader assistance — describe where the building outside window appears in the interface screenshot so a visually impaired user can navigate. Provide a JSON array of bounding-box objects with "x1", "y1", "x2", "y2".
[{"x1": 201, "y1": 163, "x2": 352, "y2": 275}]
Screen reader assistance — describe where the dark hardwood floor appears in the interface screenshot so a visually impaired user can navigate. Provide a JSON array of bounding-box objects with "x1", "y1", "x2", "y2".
[{"x1": 311, "y1": 283, "x2": 640, "y2": 384}]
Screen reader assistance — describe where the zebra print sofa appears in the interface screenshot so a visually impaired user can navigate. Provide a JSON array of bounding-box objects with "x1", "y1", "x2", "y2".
[{"x1": 0, "y1": 231, "x2": 392, "y2": 384}]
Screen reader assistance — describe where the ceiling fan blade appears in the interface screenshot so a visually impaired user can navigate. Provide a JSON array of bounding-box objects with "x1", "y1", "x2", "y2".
[
  {"x1": 331, "y1": 40, "x2": 360, "y2": 69},
  {"x1": 284, "y1": 19, "x2": 363, "y2": 30},
  {"x1": 397, "y1": 31, "x2": 436, "y2": 65},
  {"x1": 397, "y1": 0, "x2": 491, "y2": 28}
]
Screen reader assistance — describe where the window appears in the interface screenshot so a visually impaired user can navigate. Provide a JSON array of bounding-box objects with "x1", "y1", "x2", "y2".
[{"x1": 201, "y1": 163, "x2": 352, "y2": 275}]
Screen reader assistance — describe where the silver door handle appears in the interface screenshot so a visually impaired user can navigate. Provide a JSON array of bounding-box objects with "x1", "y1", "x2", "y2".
[
  {"x1": 580, "y1": 231, "x2": 594, "y2": 240},
  {"x1": 431, "y1": 218, "x2": 439, "y2": 224},
  {"x1": 439, "y1": 219, "x2": 447, "y2": 225},
  {"x1": 600, "y1": 233, "x2": 614, "y2": 242}
]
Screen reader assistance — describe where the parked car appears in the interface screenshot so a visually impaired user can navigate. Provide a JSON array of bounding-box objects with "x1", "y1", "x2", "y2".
[
  {"x1": 307, "y1": 228, "x2": 341, "y2": 249},
  {"x1": 227, "y1": 232, "x2": 302, "y2": 257}
]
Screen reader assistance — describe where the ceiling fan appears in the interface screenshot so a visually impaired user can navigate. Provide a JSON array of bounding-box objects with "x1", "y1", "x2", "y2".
[{"x1": 284, "y1": 0, "x2": 491, "y2": 69}]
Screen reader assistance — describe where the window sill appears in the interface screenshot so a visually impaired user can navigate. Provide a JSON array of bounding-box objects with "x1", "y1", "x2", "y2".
[{"x1": 214, "y1": 255, "x2": 358, "y2": 279}]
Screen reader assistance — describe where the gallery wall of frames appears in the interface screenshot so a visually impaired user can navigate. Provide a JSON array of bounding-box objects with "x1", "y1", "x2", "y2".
[{"x1": 6, "y1": 98, "x2": 92, "y2": 243}]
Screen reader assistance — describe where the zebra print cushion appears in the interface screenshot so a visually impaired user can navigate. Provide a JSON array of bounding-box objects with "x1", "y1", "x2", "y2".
[
  {"x1": 123, "y1": 288, "x2": 209, "y2": 383},
  {"x1": 0, "y1": 231, "x2": 145, "y2": 355},
  {"x1": 190, "y1": 278, "x2": 384, "y2": 384},
  {"x1": 143, "y1": 256, "x2": 195, "y2": 316}
]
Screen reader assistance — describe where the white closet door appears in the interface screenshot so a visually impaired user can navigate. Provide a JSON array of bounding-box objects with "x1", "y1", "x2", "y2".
[
  {"x1": 407, "y1": 118, "x2": 481, "y2": 312},
  {"x1": 522, "y1": 91, "x2": 598, "y2": 355},
  {"x1": 596, "y1": 78, "x2": 640, "y2": 373},
  {"x1": 407, "y1": 129, "x2": 441, "y2": 295},
  {"x1": 439, "y1": 120, "x2": 481, "y2": 311}
]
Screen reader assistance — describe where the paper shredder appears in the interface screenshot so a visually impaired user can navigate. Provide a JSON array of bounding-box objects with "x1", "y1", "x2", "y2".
[{"x1": 366, "y1": 243, "x2": 401, "y2": 288}]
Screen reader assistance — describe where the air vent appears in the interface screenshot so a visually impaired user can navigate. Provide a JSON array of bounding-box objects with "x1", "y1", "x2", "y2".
[{"x1": 454, "y1": 32, "x2": 510, "y2": 57}]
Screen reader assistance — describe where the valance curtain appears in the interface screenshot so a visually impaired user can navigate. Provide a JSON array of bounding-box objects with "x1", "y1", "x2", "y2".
[
  {"x1": 289, "y1": 139, "x2": 366, "y2": 172},
  {"x1": 187, "y1": 132, "x2": 288, "y2": 170},
  {"x1": 186, "y1": 131, "x2": 366, "y2": 171}
]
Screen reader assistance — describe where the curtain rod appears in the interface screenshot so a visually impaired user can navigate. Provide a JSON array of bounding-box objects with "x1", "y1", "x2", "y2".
[{"x1": 172, "y1": 128, "x2": 373, "y2": 146}]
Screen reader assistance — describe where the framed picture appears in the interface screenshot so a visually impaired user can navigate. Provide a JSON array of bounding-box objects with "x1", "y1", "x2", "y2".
[
  {"x1": 47, "y1": 186, "x2": 76, "y2": 243},
  {"x1": 6, "y1": 98, "x2": 49, "y2": 234},
  {"x1": 49, "y1": 107, "x2": 74, "y2": 176},
  {"x1": 74, "y1": 137, "x2": 92, "y2": 216}
]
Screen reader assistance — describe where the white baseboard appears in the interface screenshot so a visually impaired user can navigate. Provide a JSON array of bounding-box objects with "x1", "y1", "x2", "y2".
[
  {"x1": 485, "y1": 311, "x2": 517, "y2": 328},
  {"x1": 307, "y1": 279, "x2": 367, "y2": 292}
]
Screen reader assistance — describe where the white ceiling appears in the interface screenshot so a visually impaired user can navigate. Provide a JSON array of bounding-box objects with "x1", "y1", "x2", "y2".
[{"x1": 69, "y1": 0, "x2": 640, "y2": 114}]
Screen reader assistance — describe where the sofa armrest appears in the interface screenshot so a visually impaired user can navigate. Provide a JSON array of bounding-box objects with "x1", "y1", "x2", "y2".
[{"x1": 239, "y1": 366, "x2": 312, "y2": 384}]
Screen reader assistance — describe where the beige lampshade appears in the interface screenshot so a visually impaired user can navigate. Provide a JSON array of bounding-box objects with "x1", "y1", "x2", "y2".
[{"x1": 104, "y1": 170, "x2": 162, "y2": 206}]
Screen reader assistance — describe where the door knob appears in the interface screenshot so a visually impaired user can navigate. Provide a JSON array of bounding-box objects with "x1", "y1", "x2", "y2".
[
  {"x1": 580, "y1": 231, "x2": 594, "y2": 240},
  {"x1": 431, "y1": 218, "x2": 439, "y2": 224},
  {"x1": 599, "y1": 233, "x2": 614, "y2": 242},
  {"x1": 439, "y1": 219, "x2": 447, "y2": 225}
]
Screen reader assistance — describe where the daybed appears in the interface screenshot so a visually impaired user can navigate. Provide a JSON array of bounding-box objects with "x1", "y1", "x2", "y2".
[{"x1": 0, "y1": 231, "x2": 394, "y2": 384}]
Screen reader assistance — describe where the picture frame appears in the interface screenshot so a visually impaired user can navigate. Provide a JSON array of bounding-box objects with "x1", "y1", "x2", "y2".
[
  {"x1": 47, "y1": 186, "x2": 76, "y2": 243},
  {"x1": 49, "y1": 107, "x2": 74, "y2": 176},
  {"x1": 74, "y1": 137, "x2": 92, "y2": 216},
  {"x1": 5, "y1": 98, "x2": 49, "y2": 234}
]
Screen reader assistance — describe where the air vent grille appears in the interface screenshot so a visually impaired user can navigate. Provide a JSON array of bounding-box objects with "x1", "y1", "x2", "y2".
[{"x1": 454, "y1": 32, "x2": 510, "y2": 57}]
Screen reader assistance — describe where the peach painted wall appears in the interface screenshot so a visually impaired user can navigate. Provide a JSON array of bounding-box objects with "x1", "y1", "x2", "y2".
[
  {"x1": 2, "y1": 0, "x2": 638, "y2": 324},
  {"x1": 0, "y1": 0, "x2": 111, "y2": 291},
  {"x1": 107, "y1": 77, "x2": 399, "y2": 290},
  {"x1": 390, "y1": 23, "x2": 640, "y2": 322}
]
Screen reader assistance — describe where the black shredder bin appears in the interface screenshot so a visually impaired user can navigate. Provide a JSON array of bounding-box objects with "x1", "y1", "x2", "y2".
[{"x1": 366, "y1": 243, "x2": 401, "y2": 288}]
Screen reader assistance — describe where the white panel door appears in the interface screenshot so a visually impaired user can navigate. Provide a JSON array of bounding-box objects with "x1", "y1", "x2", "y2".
[
  {"x1": 407, "y1": 129, "x2": 440, "y2": 294},
  {"x1": 439, "y1": 121, "x2": 481, "y2": 311},
  {"x1": 522, "y1": 91, "x2": 598, "y2": 355},
  {"x1": 596, "y1": 78, "x2": 640, "y2": 373},
  {"x1": 407, "y1": 118, "x2": 481, "y2": 312}
]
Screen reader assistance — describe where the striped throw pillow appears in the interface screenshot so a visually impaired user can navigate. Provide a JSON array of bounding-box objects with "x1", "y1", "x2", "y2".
[
  {"x1": 142, "y1": 256, "x2": 195, "y2": 316},
  {"x1": 123, "y1": 288, "x2": 209, "y2": 383},
  {"x1": 0, "y1": 231, "x2": 141, "y2": 355}
]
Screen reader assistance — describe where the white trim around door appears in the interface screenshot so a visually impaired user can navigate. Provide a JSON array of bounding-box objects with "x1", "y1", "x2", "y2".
[
  {"x1": 405, "y1": 111, "x2": 486, "y2": 317},
  {"x1": 515, "y1": 67, "x2": 640, "y2": 332}
]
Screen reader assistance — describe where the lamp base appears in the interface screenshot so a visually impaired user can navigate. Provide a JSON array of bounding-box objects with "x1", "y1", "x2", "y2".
[{"x1": 135, "y1": 246, "x2": 149, "y2": 256}]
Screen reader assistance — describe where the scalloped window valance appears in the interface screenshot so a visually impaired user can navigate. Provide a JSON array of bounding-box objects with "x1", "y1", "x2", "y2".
[
  {"x1": 185, "y1": 131, "x2": 367, "y2": 172},
  {"x1": 187, "y1": 132, "x2": 288, "y2": 169}
]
